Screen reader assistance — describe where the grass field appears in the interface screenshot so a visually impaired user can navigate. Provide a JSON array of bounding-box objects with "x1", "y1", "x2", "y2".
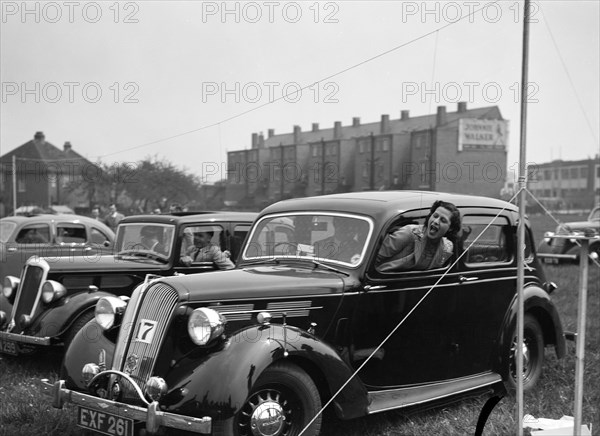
[{"x1": 1, "y1": 214, "x2": 598, "y2": 436}]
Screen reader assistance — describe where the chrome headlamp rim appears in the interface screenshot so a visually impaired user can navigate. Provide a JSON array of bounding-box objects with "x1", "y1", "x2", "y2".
[
  {"x1": 187, "y1": 307, "x2": 226, "y2": 346},
  {"x1": 95, "y1": 296, "x2": 127, "y2": 330},
  {"x1": 2, "y1": 276, "x2": 20, "y2": 299},
  {"x1": 41, "y1": 280, "x2": 67, "y2": 304}
]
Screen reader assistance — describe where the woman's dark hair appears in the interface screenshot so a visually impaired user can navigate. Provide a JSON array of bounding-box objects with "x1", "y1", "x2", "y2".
[{"x1": 425, "y1": 200, "x2": 461, "y2": 241}]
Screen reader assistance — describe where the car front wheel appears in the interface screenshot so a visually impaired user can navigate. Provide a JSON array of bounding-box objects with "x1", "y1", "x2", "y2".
[
  {"x1": 506, "y1": 314, "x2": 544, "y2": 391},
  {"x1": 233, "y1": 361, "x2": 322, "y2": 436}
]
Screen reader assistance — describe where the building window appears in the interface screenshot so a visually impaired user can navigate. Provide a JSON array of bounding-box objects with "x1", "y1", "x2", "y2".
[
  {"x1": 580, "y1": 166, "x2": 588, "y2": 178},
  {"x1": 312, "y1": 145, "x2": 319, "y2": 157},
  {"x1": 17, "y1": 177, "x2": 26, "y2": 192},
  {"x1": 570, "y1": 167, "x2": 578, "y2": 179},
  {"x1": 544, "y1": 169, "x2": 551, "y2": 179},
  {"x1": 561, "y1": 168, "x2": 569, "y2": 179}
]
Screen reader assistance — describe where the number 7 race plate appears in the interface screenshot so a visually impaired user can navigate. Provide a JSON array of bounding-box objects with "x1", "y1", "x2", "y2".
[{"x1": 77, "y1": 406, "x2": 134, "y2": 436}]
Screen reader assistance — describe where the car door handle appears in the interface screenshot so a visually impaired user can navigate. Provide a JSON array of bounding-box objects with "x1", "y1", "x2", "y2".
[
  {"x1": 364, "y1": 285, "x2": 387, "y2": 291},
  {"x1": 7, "y1": 247, "x2": 17, "y2": 253},
  {"x1": 459, "y1": 275, "x2": 479, "y2": 283}
]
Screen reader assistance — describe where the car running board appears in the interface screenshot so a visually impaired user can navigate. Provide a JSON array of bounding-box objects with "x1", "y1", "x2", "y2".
[{"x1": 367, "y1": 372, "x2": 502, "y2": 414}]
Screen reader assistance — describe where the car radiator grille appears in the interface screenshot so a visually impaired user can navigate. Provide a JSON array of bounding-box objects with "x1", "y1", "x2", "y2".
[
  {"x1": 9, "y1": 260, "x2": 47, "y2": 333},
  {"x1": 118, "y1": 283, "x2": 179, "y2": 401}
]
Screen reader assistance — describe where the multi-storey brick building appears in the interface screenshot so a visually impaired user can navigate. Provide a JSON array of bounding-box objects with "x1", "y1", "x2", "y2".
[
  {"x1": 226, "y1": 103, "x2": 508, "y2": 210},
  {"x1": 527, "y1": 157, "x2": 600, "y2": 210}
]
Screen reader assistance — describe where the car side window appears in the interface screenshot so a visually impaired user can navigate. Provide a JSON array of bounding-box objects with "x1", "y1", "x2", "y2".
[
  {"x1": 462, "y1": 216, "x2": 511, "y2": 265},
  {"x1": 57, "y1": 224, "x2": 87, "y2": 244},
  {"x1": 374, "y1": 213, "x2": 454, "y2": 274},
  {"x1": 181, "y1": 225, "x2": 228, "y2": 265},
  {"x1": 90, "y1": 227, "x2": 111, "y2": 245},
  {"x1": 15, "y1": 224, "x2": 50, "y2": 244},
  {"x1": 232, "y1": 224, "x2": 251, "y2": 259}
]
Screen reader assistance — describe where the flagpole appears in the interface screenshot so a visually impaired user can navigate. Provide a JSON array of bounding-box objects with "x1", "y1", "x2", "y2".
[{"x1": 516, "y1": 1, "x2": 531, "y2": 435}]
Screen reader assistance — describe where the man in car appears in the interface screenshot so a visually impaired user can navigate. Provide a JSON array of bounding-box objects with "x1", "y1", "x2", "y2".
[
  {"x1": 139, "y1": 226, "x2": 168, "y2": 255},
  {"x1": 180, "y1": 229, "x2": 234, "y2": 270}
]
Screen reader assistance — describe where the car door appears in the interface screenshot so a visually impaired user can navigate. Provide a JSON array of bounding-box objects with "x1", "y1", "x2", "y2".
[
  {"x1": 354, "y1": 212, "x2": 464, "y2": 387},
  {"x1": 55, "y1": 222, "x2": 91, "y2": 258},
  {"x1": 451, "y1": 212, "x2": 517, "y2": 377},
  {"x1": 8, "y1": 221, "x2": 54, "y2": 264}
]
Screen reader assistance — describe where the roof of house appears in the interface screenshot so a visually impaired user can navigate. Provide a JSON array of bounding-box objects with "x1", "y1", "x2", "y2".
[{"x1": 0, "y1": 132, "x2": 90, "y2": 165}]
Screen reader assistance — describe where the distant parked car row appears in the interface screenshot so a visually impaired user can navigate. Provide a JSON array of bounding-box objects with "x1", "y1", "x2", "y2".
[{"x1": 537, "y1": 206, "x2": 600, "y2": 263}]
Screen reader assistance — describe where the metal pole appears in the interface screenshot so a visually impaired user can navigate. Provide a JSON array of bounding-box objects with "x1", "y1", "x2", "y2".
[
  {"x1": 12, "y1": 155, "x2": 17, "y2": 216},
  {"x1": 516, "y1": 1, "x2": 531, "y2": 434},
  {"x1": 573, "y1": 238, "x2": 589, "y2": 435}
]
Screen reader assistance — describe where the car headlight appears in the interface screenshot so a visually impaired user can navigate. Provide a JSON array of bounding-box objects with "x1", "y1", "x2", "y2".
[
  {"x1": 3, "y1": 276, "x2": 20, "y2": 299},
  {"x1": 95, "y1": 296, "x2": 127, "y2": 330},
  {"x1": 41, "y1": 280, "x2": 67, "y2": 304},
  {"x1": 187, "y1": 308, "x2": 226, "y2": 346}
]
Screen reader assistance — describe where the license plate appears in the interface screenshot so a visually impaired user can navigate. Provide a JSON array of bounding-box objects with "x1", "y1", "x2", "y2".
[
  {"x1": 77, "y1": 406, "x2": 134, "y2": 436},
  {"x1": 0, "y1": 339, "x2": 18, "y2": 356}
]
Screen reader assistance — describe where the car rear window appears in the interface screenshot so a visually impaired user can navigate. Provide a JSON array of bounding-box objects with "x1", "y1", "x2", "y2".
[{"x1": 0, "y1": 221, "x2": 17, "y2": 243}]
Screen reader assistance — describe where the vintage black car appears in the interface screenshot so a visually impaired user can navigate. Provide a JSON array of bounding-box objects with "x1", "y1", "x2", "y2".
[
  {"x1": 42, "y1": 192, "x2": 565, "y2": 436},
  {"x1": 0, "y1": 214, "x2": 115, "y2": 285},
  {"x1": 0, "y1": 212, "x2": 256, "y2": 356},
  {"x1": 537, "y1": 205, "x2": 600, "y2": 263}
]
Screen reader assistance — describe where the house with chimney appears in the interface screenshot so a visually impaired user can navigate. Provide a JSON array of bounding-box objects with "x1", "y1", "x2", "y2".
[
  {"x1": 225, "y1": 103, "x2": 509, "y2": 209},
  {"x1": 0, "y1": 132, "x2": 95, "y2": 216}
]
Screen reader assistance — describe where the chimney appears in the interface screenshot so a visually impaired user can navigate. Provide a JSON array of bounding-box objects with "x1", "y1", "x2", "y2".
[
  {"x1": 401, "y1": 110, "x2": 410, "y2": 120},
  {"x1": 251, "y1": 133, "x2": 258, "y2": 148},
  {"x1": 380, "y1": 114, "x2": 390, "y2": 134},
  {"x1": 436, "y1": 106, "x2": 447, "y2": 126},
  {"x1": 352, "y1": 117, "x2": 360, "y2": 127},
  {"x1": 63, "y1": 141, "x2": 72, "y2": 152},
  {"x1": 258, "y1": 133, "x2": 265, "y2": 148},
  {"x1": 457, "y1": 101, "x2": 467, "y2": 113},
  {"x1": 312, "y1": 123, "x2": 319, "y2": 132},
  {"x1": 293, "y1": 125, "x2": 301, "y2": 144},
  {"x1": 34, "y1": 131, "x2": 45, "y2": 144},
  {"x1": 334, "y1": 121, "x2": 342, "y2": 139},
  {"x1": 268, "y1": 129, "x2": 275, "y2": 138}
]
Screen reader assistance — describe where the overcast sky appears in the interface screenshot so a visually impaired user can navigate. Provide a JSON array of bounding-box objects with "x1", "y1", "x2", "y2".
[{"x1": 1, "y1": 1, "x2": 598, "y2": 183}]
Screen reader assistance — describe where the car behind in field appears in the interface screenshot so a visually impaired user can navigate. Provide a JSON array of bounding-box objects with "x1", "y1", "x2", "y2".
[
  {"x1": 0, "y1": 212, "x2": 256, "y2": 356},
  {"x1": 1, "y1": 214, "x2": 115, "y2": 285},
  {"x1": 42, "y1": 191, "x2": 565, "y2": 436},
  {"x1": 537, "y1": 206, "x2": 600, "y2": 263}
]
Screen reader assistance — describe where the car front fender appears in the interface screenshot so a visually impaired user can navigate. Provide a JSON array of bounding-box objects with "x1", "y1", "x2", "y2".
[
  {"x1": 61, "y1": 319, "x2": 116, "y2": 390},
  {"x1": 161, "y1": 324, "x2": 368, "y2": 422},
  {"x1": 30, "y1": 290, "x2": 117, "y2": 339}
]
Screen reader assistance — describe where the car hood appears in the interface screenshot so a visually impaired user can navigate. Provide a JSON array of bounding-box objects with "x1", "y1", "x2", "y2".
[
  {"x1": 161, "y1": 264, "x2": 351, "y2": 301},
  {"x1": 560, "y1": 220, "x2": 600, "y2": 232},
  {"x1": 37, "y1": 254, "x2": 167, "y2": 273}
]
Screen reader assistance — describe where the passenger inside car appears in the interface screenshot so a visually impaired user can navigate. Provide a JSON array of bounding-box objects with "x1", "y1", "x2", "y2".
[
  {"x1": 180, "y1": 228, "x2": 234, "y2": 270},
  {"x1": 313, "y1": 216, "x2": 367, "y2": 264},
  {"x1": 16, "y1": 228, "x2": 48, "y2": 244},
  {"x1": 376, "y1": 200, "x2": 461, "y2": 272}
]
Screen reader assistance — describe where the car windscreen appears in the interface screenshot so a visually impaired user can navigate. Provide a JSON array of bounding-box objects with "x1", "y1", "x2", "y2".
[
  {"x1": 0, "y1": 221, "x2": 17, "y2": 243},
  {"x1": 115, "y1": 223, "x2": 175, "y2": 258},
  {"x1": 242, "y1": 213, "x2": 372, "y2": 267}
]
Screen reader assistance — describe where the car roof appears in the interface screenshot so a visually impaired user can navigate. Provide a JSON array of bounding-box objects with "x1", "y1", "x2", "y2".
[
  {"x1": 1, "y1": 214, "x2": 105, "y2": 224},
  {"x1": 119, "y1": 211, "x2": 257, "y2": 225},
  {"x1": 260, "y1": 191, "x2": 517, "y2": 222}
]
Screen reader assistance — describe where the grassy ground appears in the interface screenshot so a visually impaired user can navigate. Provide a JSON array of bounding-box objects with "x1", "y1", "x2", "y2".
[{"x1": 1, "y1": 214, "x2": 598, "y2": 436}]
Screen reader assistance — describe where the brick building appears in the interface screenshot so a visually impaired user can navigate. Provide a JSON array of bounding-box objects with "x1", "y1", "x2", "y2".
[
  {"x1": 226, "y1": 103, "x2": 508, "y2": 210},
  {"x1": 527, "y1": 157, "x2": 600, "y2": 210}
]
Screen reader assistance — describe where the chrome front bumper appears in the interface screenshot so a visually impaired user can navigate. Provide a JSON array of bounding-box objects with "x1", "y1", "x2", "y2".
[
  {"x1": 0, "y1": 330, "x2": 51, "y2": 346},
  {"x1": 40, "y1": 378, "x2": 212, "y2": 435}
]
